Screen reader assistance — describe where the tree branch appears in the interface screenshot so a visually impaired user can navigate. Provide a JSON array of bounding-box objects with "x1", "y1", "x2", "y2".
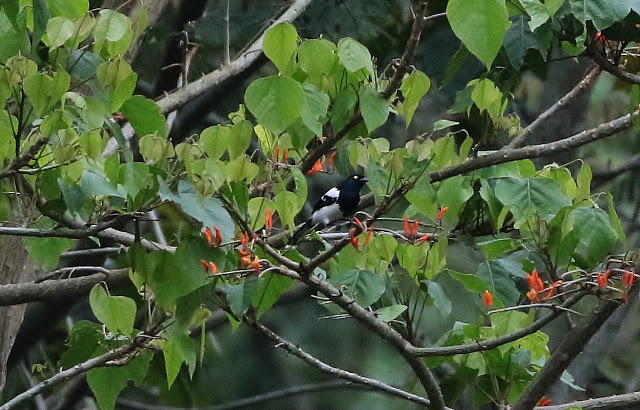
[
  {"x1": 586, "y1": 43, "x2": 640, "y2": 85},
  {"x1": 512, "y1": 298, "x2": 623, "y2": 410},
  {"x1": 249, "y1": 320, "x2": 444, "y2": 408},
  {"x1": 0, "y1": 334, "x2": 150, "y2": 410},
  {"x1": 430, "y1": 110, "x2": 639, "y2": 183},
  {"x1": 407, "y1": 291, "x2": 586, "y2": 357},
  {"x1": 505, "y1": 65, "x2": 602, "y2": 149},
  {"x1": 154, "y1": 0, "x2": 314, "y2": 115},
  {"x1": 0, "y1": 136, "x2": 49, "y2": 180},
  {"x1": 0, "y1": 269, "x2": 130, "y2": 306},
  {"x1": 539, "y1": 391, "x2": 640, "y2": 410}
]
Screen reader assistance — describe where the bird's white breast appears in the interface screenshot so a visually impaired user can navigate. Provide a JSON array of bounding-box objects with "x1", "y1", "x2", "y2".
[{"x1": 310, "y1": 203, "x2": 342, "y2": 226}]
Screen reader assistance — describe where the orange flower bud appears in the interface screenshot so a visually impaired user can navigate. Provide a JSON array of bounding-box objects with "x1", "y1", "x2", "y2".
[
  {"x1": 306, "y1": 159, "x2": 323, "y2": 175},
  {"x1": 281, "y1": 148, "x2": 288, "y2": 163},
  {"x1": 213, "y1": 226, "x2": 222, "y2": 246},
  {"x1": 364, "y1": 226, "x2": 373, "y2": 246},
  {"x1": 274, "y1": 147, "x2": 280, "y2": 162},
  {"x1": 349, "y1": 228, "x2": 359, "y2": 250},
  {"x1": 327, "y1": 151, "x2": 336, "y2": 166},
  {"x1": 209, "y1": 261, "x2": 218, "y2": 274},
  {"x1": 526, "y1": 289, "x2": 539, "y2": 302},
  {"x1": 251, "y1": 256, "x2": 261, "y2": 273},
  {"x1": 240, "y1": 231, "x2": 249, "y2": 247},
  {"x1": 264, "y1": 208, "x2": 273, "y2": 229},
  {"x1": 544, "y1": 280, "x2": 562, "y2": 301},
  {"x1": 537, "y1": 397, "x2": 552, "y2": 406},
  {"x1": 238, "y1": 248, "x2": 249, "y2": 257},
  {"x1": 417, "y1": 234, "x2": 432, "y2": 245},
  {"x1": 483, "y1": 290, "x2": 493, "y2": 307},
  {"x1": 596, "y1": 270, "x2": 610, "y2": 289},
  {"x1": 240, "y1": 256, "x2": 251, "y2": 267},
  {"x1": 201, "y1": 259, "x2": 210, "y2": 272},
  {"x1": 437, "y1": 206, "x2": 450, "y2": 222},
  {"x1": 403, "y1": 214, "x2": 409, "y2": 235},
  {"x1": 623, "y1": 270, "x2": 635, "y2": 288},
  {"x1": 202, "y1": 227, "x2": 214, "y2": 247}
]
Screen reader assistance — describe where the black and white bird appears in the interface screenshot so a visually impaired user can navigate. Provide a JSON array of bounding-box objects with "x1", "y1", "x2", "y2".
[{"x1": 291, "y1": 174, "x2": 369, "y2": 243}]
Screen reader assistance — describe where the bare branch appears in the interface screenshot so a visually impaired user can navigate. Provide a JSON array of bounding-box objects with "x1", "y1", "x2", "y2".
[
  {"x1": 506, "y1": 65, "x2": 602, "y2": 149},
  {"x1": 249, "y1": 320, "x2": 444, "y2": 408},
  {"x1": 587, "y1": 43, "x2": 640, "y2": 85},
  {"x1": 539, "y1": 391, "x2": 640, "y2": 410},
  {"x1": 155, "y1": 0, "x2": 314, "y2": 115},
  {"x1": 0, "y1": 269, "x2": 130, "y2": 306},
  {"x1": 0, "y1": 136, "x2": 49, "y2": 180}
]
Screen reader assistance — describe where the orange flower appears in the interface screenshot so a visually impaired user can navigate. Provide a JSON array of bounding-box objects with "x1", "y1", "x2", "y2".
[
  {"x1": 537, "y1": 397, "x2": 552, "y2": 406},
  {"x1": 349, "y1": 228, "x2": 359, "y2": 250},
  {"x1": 525, "y1": 269, "x2": 544, "y2": 292},
  {"x1": 201, "y1": 259, "x2": 210, "y2": 271},
  {"x1": 208, "y1": 261, "x2": 218, "y2": 274},
  {"x1": 264, "y1": 208, "x2": 273, "y2": 229},
  {"x1": 240, "y1": 231, "x2": 249, "y2": 247},
  {"x1": 595, "y1": 30, "x2": 605, "y2": 44},
  {"x1": 327, "y1": 151, "x2": 336, "y2": 166},
  {"x1": 274, "y1": 147, "x2": 280, "y2": 162},
  {"x1": 624, "y1": 270, "x2": 635, "y2": 288},
  {"x1": 306, "y1": 159, "x2": 323, "y2": 175},
  {"x1": 202, "y1": 227, "x2": 214, "y2": 247},
  {"x1": 527, "y1": 289, "x2": 539, "y2": 302},
  {"x1": 437, "y1": 206, "x2": 450, "y2": 222},
  {"x1": 483, "y1": 290, "x2": 493, "y2": 307},
  {"x1": 353, "y1": 216, "x2": 363, "y2": 229},
  {"x1": 403, "y1": 214, "x2": 409, "y2": 235},
  {"x1": 364, "y1": 225, "x2": 373, "y2": 246},
  {"x1": 544, "y1": 280, "x2": 562, "y2": 301},
  {"x1": 251, "y1": 256, "x2": 261, "y2": 273},
  {"x1": 240, "y1": 255, "x2": 251, "y2": 267},
  {"x1": 418, "y1": 234, "x2": 432, "y2": 245},
  {"x1": 238, "y1": 248, "x2": 249, "y2": 257},
  {"x1": 596, "y1": 270, "x2": 610, "y2": 289},
  {"x1": 281, "y1": 148, "x2": 288, "y2": 163},
  {"x1": 412, "y1": 219, "x2": 419, "y2": 237},
  {"x1": 213, "y1": 226, "x2": 222, "y2": 246}
]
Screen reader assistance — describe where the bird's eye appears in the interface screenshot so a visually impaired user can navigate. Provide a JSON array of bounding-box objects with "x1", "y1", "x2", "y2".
[{"x1": 354, "y1": 175, "x2": 359, "y2": 179}]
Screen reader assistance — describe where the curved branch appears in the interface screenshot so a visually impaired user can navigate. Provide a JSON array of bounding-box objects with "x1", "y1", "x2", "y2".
[
  {"x1": 407, "y1": 291, "x2": 586, "y2": 357},
  {"x1": 512, "y1": 299, "x2": 622, "y2": 410},
  {"x1": 298, "y1": 1, "x2": 429, "y2": 174},
  {"x1": 587, "y1": 44, "x2": 640, "y2": 85},
  {"x1": 1, "y1": 335, "x2": 149, "y2": 410},
  {"x1": 506, "y1": 65, "x2": 602, "y2": 149},
  {"x1": 249, "y1": 321, "x2": 442, "y2": 408},
  {"x1": 0, "y1": 269, "x2": 130, "y2": 306},
  {"x1": 154, "y1": 0, "x2": 314, "y2": 115},
  {"x1": 430, "y1": 110, "x2": 639, "y2": 183}
]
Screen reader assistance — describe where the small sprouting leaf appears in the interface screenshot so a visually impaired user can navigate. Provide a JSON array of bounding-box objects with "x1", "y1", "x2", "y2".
[
  {"x1": 263, "y1": 22, "x2": 298, "y2": 74},
  {"x1": 89, "y1": 284, "x2": 136, "y2": 335},
  {"x1": 245, "y1": 75, "x2": 305, "y2": 134},
  {"x1": 433, "y1": 119, "x2": 459, "y2": 131},
  {"x1": 358, "y1": 84, "x2": 389, "y2": 134},
  {"x1": 471, "y1": 78, "x2": 506, "y2": 120}
]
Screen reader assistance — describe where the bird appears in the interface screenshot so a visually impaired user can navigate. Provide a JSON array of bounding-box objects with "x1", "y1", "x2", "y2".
[{"x1": 290, "y1": 174, "x2": 369, "y2": 243}]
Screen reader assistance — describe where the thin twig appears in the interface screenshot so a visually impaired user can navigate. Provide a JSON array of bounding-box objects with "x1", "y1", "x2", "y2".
[{"x1": 539, "y1": 391, "x2": 640, "y2": 410}]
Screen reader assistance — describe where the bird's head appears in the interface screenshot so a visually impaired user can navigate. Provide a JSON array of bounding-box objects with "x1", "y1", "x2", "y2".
[{"x1": 339, "y1": 174, "x2": 369, "y2": 192}]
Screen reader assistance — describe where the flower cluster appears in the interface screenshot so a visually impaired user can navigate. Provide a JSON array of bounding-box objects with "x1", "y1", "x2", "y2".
[{"x1": 525, "y1": 269, "x2": 561, "y2": 302}]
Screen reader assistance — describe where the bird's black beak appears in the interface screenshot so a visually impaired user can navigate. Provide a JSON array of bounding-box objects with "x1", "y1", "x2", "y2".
[{"x1": 361, "y1": 177, "x2": 369, "y2": 183}]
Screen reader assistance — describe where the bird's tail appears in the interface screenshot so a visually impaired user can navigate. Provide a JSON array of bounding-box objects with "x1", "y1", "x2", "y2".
[{"x1": 289, "y1": 219, "x2": 313, "y2": 245}]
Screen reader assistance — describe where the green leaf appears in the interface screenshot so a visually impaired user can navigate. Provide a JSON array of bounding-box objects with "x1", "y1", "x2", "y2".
[
  {"x1": 427, "y1": 281, "x2": 452, "y2": 317},
  {"x1": 94, "y1": 9, "x2": 131, "y2": 54},
  {"x1": 0, "y1": 14, "x2": 29, "y2": 62},
  {"x1": 567, "y1": 207, "x2": 619, "y2": 268},
  {"x1": 89, "y1": 284, "x2": 136, "y2": 335},
  {"x1": 23, "y1": 234, "x2": 74, "y2": 272},
  {"x1": 158, "y1": 179, "x2": 235, "y2": 240},
  {"x1": 47, "y1": 0, "x2": 89, "y2": 20},
  {"x1": 87, "y1": 351, "x2": 151, "y2": 410},
  {"x1": 298, "y1": 39, "x2": 336, "y2": 76},
  {"x1": 301, "y1": 83, "x2": 329, "y2": 136},
  {"x1": 446, "y1": 0, "x2": 511, "y2": 67},
  {"x1": 263, "y1": 22, "x2": 298, "y2": 74},
  {"x1": 330, "y1": 87, "x2": 357, "y2": 132},
  {"x1": 477, "y1": 259, "x2": 526, "y2": 305},
  {"x1": 376, "y1": 304, "x2": 407, "y2": 322},
  {"x1": 222, "y1": 275, "x2": 260, "y2": 317},
  {"x1": 436, "y1": 175, "x2": 474, "y2": 225},
  {"x1": 163, "y1": 325, "x2": 196, "y2": 389},
  {"x1": 121, "y1": 95, "x2": 167, "y2": 138},
  {"x1": 569, "y1": 0, "x2": 631, "y2": 30},
  {"x1": 337, "y1": 37, "x2": 374, "y2": 76},
  {"x1": 329, "y1": 269, "x2": 385, "y2": 307},
  {"x1": 44, "y1": 16, "x2": 73, "y2": 49},
  {"x1": 358, "y1": 84, "x2": 389, "y2": 134},
  {"x1": 274, "y1": 190, "x2": 300, "y2": 231},
  {"x1": 471, "y1": 78, "x2": 506, "y2": 120},
  {"x1": 399, "y1": 70, "x2": 430, "y2": 127},
  {"x1": 32, "y1": 0, "x2": 49, "y2": 48},
  {"x1": 59, "y1": 321, "x2": 103, "y2": 369},
  {"x1": 245, "y1": 75, "x2": 305, "y2": 134},
  {"x1": 575, "y1": 163, "x2": 592, "y2": 204},
  {"x1": 139, "y1": 134, "x2": 174, "y2": 163},
  {"x1": 433, "y1": 119, "x2": 459, "y2": 131},
  {"x1": 24, "y1": 71, "x2": 69, "y2": 116},
  {"x1": 80, "y1": 169, "x2": 122, "y2": 198},
  {"x1": 494, "y1": 177, "x2": 572, "y2": 223},
  {"x1": 520, "y1": 0, "x2": 550, "y2": 30},
  {"x1": 252, "y1": 273, "x2": 294, "y2": 318},
  {"x1": 447, "y1": 270, "x2": 488, "y2": 293}
]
